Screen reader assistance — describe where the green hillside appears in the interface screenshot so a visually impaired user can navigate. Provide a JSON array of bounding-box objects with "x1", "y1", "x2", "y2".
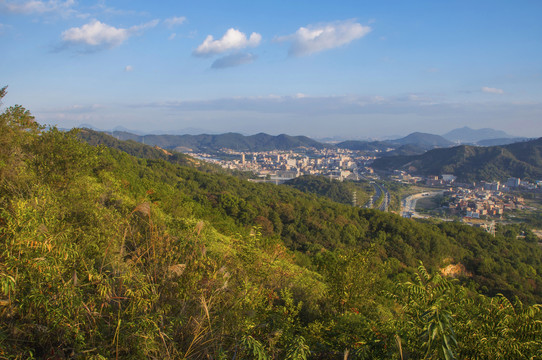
[
  {"x1": 372, "y1": 138, "x2": 542, "y2": 182},
  {"x1": 1, "y1": 93, "x2": 541, "y2": 358}
]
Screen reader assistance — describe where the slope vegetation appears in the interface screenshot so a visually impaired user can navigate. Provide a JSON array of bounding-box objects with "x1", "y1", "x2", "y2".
[{"x1": 1, "y1": 94, "x2": 541, "y2": 358}]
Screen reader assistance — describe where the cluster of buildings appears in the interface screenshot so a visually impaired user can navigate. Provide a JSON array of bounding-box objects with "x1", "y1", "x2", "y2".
[
  {"x1": 392, "y1": 171, "x2": 542, "y2": 192},
  {"x1": 479, "y1": 178, "x2": 542, "y2": 191},
  {"x1": 391, "y1": 170, "x2": 540, "y2": 220},
  {"x1": 390, "y1": 171, "x2": 458, "y2": 186},
  {"x1": 194, "y1": 148, "x2": 376, "y2": 182},
  {"x1": 444, "y1": 188, "x2": 525, "y2": 219}
]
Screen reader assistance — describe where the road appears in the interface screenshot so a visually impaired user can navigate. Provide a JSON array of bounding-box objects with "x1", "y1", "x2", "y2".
[
  {"x1": 377, "y1": 183, "x2": 390, "y2": 212},
  {"x1": 401, "y1": 191, "x2": 444, "y2": 218},
  {"x1": 363, "y1": 181, "x2": 390, "y2": 212}
]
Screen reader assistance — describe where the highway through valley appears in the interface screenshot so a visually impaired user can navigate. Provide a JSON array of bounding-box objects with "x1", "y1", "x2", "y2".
[{"x1": 364, "y1": 181, "x2": 390, "y2": 212}]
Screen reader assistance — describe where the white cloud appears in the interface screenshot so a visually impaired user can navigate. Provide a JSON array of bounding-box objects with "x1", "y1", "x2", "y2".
[
  {"x1": 164, "y1": 16, "x2": 186, "y2": 28},
  {"x1": 62, "y1": 20, "x2": 128, "y2": 47},
  {"x1": 124, "y1": 65, "x2": 133, "y2": 72},
  {"x1": 482, "y1": 86, "x2": 504, "y2": 94},
  {"x1": 276, "y1": 20, "x2": 371, "y2": 56},
  {"x1": 2, "y1": 0, "x2": 73, "y2": 13},
  {"x1": 61, "y1": 19, "x2": 158, "y2": 49},
  {"x1": 1, "y1": 0, "x2": 85, "y2": 17},
  {"x1": 193, "y1": 28, "x2": 261, "y2": 57},
  {"x1": 168, "y1": 33, "x2": 176, "y2": 40}
]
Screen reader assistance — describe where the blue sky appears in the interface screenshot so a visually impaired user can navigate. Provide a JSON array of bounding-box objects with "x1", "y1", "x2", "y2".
[{"x1": 1, "y1": 0, "x2": 541, "y2": 139}]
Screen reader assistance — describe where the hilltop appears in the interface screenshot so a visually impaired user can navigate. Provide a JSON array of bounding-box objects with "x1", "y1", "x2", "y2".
[{"x1": 442, "y1": 126, "x2": 514, "y2": 143}]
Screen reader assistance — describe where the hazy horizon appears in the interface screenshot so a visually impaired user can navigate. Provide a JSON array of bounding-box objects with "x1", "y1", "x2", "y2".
[
  {"x1": 2, "y1": 0, "x2": 541, "y2": 139},
  {"x1": 73, "y1": 123, "x2": 530, "y2": 143}
]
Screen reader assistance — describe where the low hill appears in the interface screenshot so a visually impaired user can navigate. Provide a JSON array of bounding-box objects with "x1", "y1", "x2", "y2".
[
  {"x1": 110, "y1": 131, "x2": 327, "y2": 152},
  {"x1": 338, "y1": 132, "x2": 453, "y2": 153},
  {"x1": 372, "y1": 137, "x2": 542, "y2": 182},
  {"x1": 380, "y1": 144, "x2": 428, "y2": 157},
  {"x1": 390, "y1": 132, "x2": 454, "y2": 148},
  {"x1": 443, "y1": 126, "x2": 513, "y2": 143}
]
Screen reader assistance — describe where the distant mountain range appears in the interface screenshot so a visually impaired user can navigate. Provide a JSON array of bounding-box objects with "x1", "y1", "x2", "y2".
[
  {"x1": 78, "y1": 125, "x2": 531, "y2": 155},
  {"x1": 335, "y1": 130, "x2": 527, "y2": 153},
  {"x1": 90, "y1": 130, "x2": 458, "y2": 154},
  {"x1": 78, "y1": 126, "x2": 542, "y2": 182},
  {"x1": 372, "y1": 137, "x2": 542, "y2": 182}
]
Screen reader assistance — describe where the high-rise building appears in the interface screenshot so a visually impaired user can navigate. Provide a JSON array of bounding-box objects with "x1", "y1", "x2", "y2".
[{"x1": 506, "y1": 177, "x2": 521, "y2": 188}]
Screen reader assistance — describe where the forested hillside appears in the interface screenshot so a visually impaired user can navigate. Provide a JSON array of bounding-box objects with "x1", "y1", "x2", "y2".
[
  {"x1": 372, "y1": 138, "x2": 542, "y2": 182},
  {"x1": 1, "y1": 91, "x2": 541, "y2": 359},
  {"x1": 284, "y1": 175, "x2": 371, "y2": 207}
]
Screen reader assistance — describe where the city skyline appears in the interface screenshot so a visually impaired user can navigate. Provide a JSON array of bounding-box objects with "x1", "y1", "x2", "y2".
[{"x1": 1, "y1": 0, "x2": 541, "y2": 138}]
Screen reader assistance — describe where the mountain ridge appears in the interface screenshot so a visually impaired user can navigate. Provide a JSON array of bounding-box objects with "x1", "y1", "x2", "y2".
[
  {"x1": 109, "y1": 131, "x2": 328, "y2": 152},
  {"x1": 372, "y1": 137, "x2": 542, "y2": 182}
]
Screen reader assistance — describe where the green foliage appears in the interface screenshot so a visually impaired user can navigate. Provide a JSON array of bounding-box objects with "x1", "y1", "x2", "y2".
[
  {"x1": 1, "y1": 96, "x2": 541, "y2": 358},
  {"x1": 285, "y1": 175, "x2": 370, "y2": 206},
  {"x1": 395, "y1": 264, "x2": 459, "y2": 359},
  {"x1": 0, "y1": 99, "x2": 43, "y2": 192},
  {"x1": 388, "y1": 264, "x2": 542, "y2": 360}
]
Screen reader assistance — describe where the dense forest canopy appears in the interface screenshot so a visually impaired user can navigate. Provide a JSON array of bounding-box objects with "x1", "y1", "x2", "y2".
[{"x1": 1, "y1": 89, "x2": 541, "y2": 358}]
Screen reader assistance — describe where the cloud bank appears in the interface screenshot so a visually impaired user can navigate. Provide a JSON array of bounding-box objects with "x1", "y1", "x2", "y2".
[
  {"x1": 276, "y1": 20, "x2": 371, "y2": 56},
  {"x1": 193, "y1": 28, "x2": 261, "y2": 57},
  {"x1": 34, "y1": 96, "x2": 542, "y2": 139}
]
